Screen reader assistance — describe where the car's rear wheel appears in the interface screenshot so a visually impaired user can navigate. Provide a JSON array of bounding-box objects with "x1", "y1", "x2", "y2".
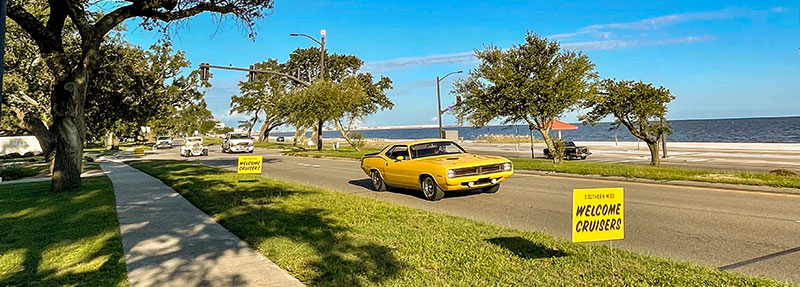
[
  {"x1": 370, "y1": 170, "x2": 386, "y2": 191},
  {"x1": 421, "y1": 176, "x2": 444, "y2": 201},
  {"x1": 202, "y1": 149, "x2": 208, "y2": 156},
  {"x1": 482, "y1": 184, "x2": 500, "y2": 193}
]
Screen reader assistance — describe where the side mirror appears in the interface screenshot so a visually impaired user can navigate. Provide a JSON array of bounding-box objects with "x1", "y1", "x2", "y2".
[{"x1": 395, "y1": 156, "x2": 404, "y2": 161}]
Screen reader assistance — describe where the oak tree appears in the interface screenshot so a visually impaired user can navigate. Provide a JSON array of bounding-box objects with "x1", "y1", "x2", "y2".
[
  {"x1": 581, "y1": 79, "x2": 674, "y2": 165},
  {"x1": 453, "y1": 32, "x2": 598, "y2": 163},
  {"x1": 5, "y1": 0, "x2": 275, "y2": 191}
]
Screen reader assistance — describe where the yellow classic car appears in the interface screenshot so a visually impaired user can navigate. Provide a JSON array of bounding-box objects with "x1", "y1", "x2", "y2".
[{"x1": 360, "y1": 139, "x2": 513, "y2": 201}]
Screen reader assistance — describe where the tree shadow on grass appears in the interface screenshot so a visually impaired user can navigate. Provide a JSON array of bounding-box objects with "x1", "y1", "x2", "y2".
[
  {"x1": 486, "y1": 236, "x2": 567, "y2": 260},
  {"x1": 0, "y1": 178, "x2": 128, "y2": 286},
  {"x1": 131, "y1": 160, "x2": 408, "y2": 286}
]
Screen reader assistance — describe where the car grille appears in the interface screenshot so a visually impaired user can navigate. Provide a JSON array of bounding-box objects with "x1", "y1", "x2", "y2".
[
  {"x1": 237, "y1": 142, "x2": 249, "y2": 146},
  {"x1": 453, "y1": 164, "x2": 504, "y2": 178}
]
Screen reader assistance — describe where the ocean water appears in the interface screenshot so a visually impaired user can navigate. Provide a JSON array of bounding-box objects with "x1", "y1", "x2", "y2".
[{"x1": 274, "y1": 116, "x2": 800, "y2": 143}]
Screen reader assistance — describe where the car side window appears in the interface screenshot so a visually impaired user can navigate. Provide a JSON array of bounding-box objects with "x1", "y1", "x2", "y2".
[{"x1": 385, "y1": 146, "x2": 410, "y2": 159}]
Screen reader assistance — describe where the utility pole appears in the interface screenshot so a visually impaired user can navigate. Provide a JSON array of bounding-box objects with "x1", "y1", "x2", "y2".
[
  {"x1": 436, "y1": 70, "x2": 462, "y2": 138},
  {"x1": 291, "y1": 30, "x2": 326, "y2": 150}
]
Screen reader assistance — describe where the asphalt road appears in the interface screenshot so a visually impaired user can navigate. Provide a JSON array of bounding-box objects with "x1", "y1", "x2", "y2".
[
  {"x1": 461, "y1": 141, "x2": 800, "y2": 173},
  {"x1": 145, "y1": 146, "x2": 800, "y2": 283}
]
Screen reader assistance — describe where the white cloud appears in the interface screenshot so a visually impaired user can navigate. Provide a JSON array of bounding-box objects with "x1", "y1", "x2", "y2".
[
  {"x1": 363, "y1": 52, "x2": 476, "y2": 72},
  {"x1": 561, "y1": 36, "x2": 715, "y2": 50},
  {"x1": 550, "y1": 7, "x2": 786, "y2": 40},
  {"x1": 360, "y1": 7, "x2": 783, "y2": 72},
  {"x1": 430, "y1": 117, "x2": 438, "y2": 122}
]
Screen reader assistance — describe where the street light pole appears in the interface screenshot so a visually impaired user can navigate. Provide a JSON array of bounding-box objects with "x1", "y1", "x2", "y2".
[
  {"x1": 436, "y1": 70, "x2": 463, "y2": 138},
  {"x1": 291, "y1": 30, "x2": 327, "y2": 150}
]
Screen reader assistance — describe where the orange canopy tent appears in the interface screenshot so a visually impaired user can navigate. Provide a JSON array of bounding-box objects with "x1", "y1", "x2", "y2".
[{"x1": 537, "y1": 120, "x2": 579, "y2": 139}]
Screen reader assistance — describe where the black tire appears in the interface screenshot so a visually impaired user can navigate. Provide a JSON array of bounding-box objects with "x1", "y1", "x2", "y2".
[
  {"x1": 581, "y1": 156, "x2": 587, "y2": 160},
  {"x1": 370, "y1": 170, "x2": 386, "y2": 191},
  {"x1": 249, "y1": 149, "x2": 254, "y2": 153},
  {"x1": 420, "y1": 176, "x2": 445, "y2": 201},
  {"x1": 202, "y1": 149, "x2": 208, "y2": 156},
  {"x1": 483, "y1": 184, "x2": 500, "y2": 193}
]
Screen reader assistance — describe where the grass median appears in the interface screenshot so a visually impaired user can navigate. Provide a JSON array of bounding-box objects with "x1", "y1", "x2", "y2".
[
  {"x1": 129, "y1": 159, "x2": 791, "y2": 286},
  {"x1": 510, "y1": 158, "x2": 800, "y2": 189},
  {"x1": 0, "y1": 176, "x2": 128, "y2": 286}
]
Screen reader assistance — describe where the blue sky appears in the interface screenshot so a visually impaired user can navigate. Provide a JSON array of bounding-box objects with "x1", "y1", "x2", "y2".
[{"x1": 124, "y1": 1, "x2": 800, "y2": 128}]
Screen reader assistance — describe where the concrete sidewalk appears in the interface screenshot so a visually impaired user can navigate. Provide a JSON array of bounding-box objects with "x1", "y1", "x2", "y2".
[{"x1": 100, "y1": 160, "x2": 303, "y2": 287}]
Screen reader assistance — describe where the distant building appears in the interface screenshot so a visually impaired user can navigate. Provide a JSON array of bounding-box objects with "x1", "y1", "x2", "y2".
[{"x1": 214, "y1": 122, "x2": 226, "y2": 129}]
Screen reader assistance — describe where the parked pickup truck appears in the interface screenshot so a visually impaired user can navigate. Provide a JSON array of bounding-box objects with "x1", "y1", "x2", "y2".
[{"x1": 543, "y1": 141, "x2": 591, "y2": 160}]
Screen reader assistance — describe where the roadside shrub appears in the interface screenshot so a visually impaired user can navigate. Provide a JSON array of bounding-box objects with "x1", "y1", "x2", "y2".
[
  {"x1": 0, "y1": 152, "x2": 23, "y2": 159},
  {"x1": 0, "y1": 167, "x2": 38, "y2": 181},
  {"x1": 769, "y1": 168, "x2": 799, "y2": 177},
  {"x1": 350, "y1": 132, "x2": 366, "y2": 149},
  {"x1": 551, "y1": 138, "x2": 567, "y2": 160}
]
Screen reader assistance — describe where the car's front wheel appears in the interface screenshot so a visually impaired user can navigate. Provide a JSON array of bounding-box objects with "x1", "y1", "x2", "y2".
[
  {"x1": 482, "y1": 184, "x2": 500, "y2": 193},
  {"x1": 202, "y1": 149, "x2": 209, "y2": 156},
  {"x1": 370, "y1": 170, "x2": 386, "y2": 191},
  {"x1": 421, "y1": 176, "x2": 444, "y2": 201}
]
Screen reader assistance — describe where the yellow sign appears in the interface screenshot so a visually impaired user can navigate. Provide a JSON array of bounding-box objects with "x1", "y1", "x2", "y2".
[
  {"x1": 572, "y1": 187, "x2": 624, "y2": 243},
  {"x1": 237, "y1": 156, "x2": 263, "y2": 174}
]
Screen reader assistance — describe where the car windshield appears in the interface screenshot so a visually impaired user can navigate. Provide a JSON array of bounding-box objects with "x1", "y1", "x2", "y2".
[
  {"x1": 410, "y1": 141, "x2": 466, "y2": 159},
  {"x1": 186, "y1": 138, "x2": 202, "y2": 143},
  {"x1": 229, "y1": 134, "x2": 250, "y2": 139}
]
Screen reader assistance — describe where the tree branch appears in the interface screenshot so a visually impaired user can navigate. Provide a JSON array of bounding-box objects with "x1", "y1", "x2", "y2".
[
  {"x1": 95, "y1": 1, "x2": 239, "y2": 38},
  {"x1": 46, "y1": 0, "x2": 67, "y2": 39},
  {"x1": 6, "y1": 0, "x2": 61, "y2": 52},
  {"x1": 63, "y1": 0, "x2": 92, "y2": 40}
]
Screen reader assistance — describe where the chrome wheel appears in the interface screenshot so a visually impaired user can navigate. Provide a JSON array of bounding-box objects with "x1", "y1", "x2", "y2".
[
  {"x1": 371, "y1": 170, "x2": 384, "y2": 191},
  {"x1": 422, "y1": 177, "x2": 435, "y2": 198}
]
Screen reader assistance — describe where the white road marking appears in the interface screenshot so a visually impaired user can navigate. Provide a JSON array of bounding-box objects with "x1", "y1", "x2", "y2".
[
  {"x1": 796, "y1": 220, "x2": 800, "y2": 223},
  {"x1": 298, "y1": 163, "x2": 321, "y2": 168}
]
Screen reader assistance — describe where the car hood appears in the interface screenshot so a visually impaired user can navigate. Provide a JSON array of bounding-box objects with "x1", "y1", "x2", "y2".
[{"x1": 416, "y1": 153, "x2": 508, "y2": 167}]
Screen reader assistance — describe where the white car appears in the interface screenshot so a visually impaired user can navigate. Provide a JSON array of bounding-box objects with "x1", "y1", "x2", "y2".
[
  {"x1": 154, "y1": 136, "x2": 173, "y2": 149},
  {"x1": 222, "y1": 132, "x2": 254, "y2": 153},
  {"x1": 180, "y1": 137, "x2": 209, "y2": 157}
]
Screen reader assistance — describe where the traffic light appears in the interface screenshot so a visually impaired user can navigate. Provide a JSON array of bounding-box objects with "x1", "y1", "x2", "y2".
[
  {"x1": 248, "y1": 65, "x2": 256, "y2": 82},
  {"x1": 199, "y1": 63, "x2": 210, "y2": 81}
]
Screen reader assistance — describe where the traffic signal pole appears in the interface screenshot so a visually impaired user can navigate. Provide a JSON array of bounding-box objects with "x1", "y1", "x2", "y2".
[{"x1": 198, "y1": 63, "x2": 310, "y2": 87}]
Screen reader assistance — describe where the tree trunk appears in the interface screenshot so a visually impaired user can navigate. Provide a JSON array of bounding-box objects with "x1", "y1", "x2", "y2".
[
  {"x1": 334, "y1": 119, "x2": 359, "y2": 151},
  {"x1": 258, "y1": 120, "x2": 270, "y2": 143},
  {"x1": 539, "y1": 129, "x2": 562, "y2": 164},
  {"x1": 50, "y1": 82, "x2": 87, "y2": 192},
  {"x1": 646, "y1": 140, "x2": 660, "y2": 166}
]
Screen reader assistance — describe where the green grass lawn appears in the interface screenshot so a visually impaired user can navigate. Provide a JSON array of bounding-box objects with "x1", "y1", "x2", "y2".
[
  {"x1": 0, "y1": 176, "x2": 128, "y2": 286},
  {"x1": 129, "y1": 159, "x2": 791, "y2": 287},
  {"x1": 510, "y1": 158, "x2": 800, "y2": 189}
]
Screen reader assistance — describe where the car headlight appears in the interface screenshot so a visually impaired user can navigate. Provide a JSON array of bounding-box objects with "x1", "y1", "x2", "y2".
[
  {"x1": 446, "y1": 169, "x2": 455, "y2": 178},
  {"x1": 503, "y1": 162, "x2": 512, "y2": 171}
]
